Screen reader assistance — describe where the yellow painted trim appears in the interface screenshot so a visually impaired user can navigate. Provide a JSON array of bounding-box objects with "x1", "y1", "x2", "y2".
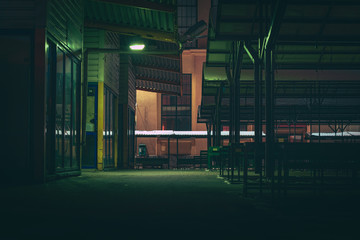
[{"x1": 97, "y1": 82, "x2": 104, "y2": 170}]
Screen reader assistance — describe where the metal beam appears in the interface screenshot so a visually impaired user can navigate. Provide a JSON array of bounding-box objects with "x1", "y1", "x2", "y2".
[
  {"x1": 220, "y1": 17, "x2": 360, "y2": 25},
  {"x1": 84, "y1": 21, "x2": 177, "y2": 43},
  {"x1": 215, "y1": 83, "x2": 224, "y2": 146},
  {"x1": 234, "y1": 41, "x2": 245, "y2": 143},
  {"x1": 226, "y1": 65, "x2": 234, "y2": 143},
  {"x1": 244, "y1": 42, "x2": 259, "y2": 64},
  {"x1": 263, "y1": 0, "x2": 287, "y2": 51},
  {"x1": 265, "y1": 47, "x2": 274, "y2": 178},
  {"x1": 86, "y1": 48, "x2": 179, "y2": 55},
  {"x1": 93, "y1": 0, "x2": 176, "y2": 12},
  {"x1": 135, "y1": 76, "x2": 180, "y2": 86}
]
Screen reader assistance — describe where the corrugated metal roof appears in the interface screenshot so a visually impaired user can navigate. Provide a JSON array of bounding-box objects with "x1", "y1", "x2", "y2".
[
  {"x1": 85, "y1": 0, "x2": 177, "y2": 43},
  {"x1": 206, "y1": 0, "x2": 360, "y2": 69},
  {"x1": 84, "y1": 0, "x2": 182, "y2": 94},
  {"x1": 134, "y1": 66, "x2": 180, "y2": 85},
  {"x1": 131, "y1": 54, "x2": 180, "y2": 72},
  {"x1": 199, "y1": 0, "x2": 360, "y2": 124},
  {"x1": 136, "y1": 79, "x2": 181, "y2": 95}
]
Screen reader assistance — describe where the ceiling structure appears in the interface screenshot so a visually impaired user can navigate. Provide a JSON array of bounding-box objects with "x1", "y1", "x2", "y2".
[
  {"x1": 199, "y1": 0, "x2": 360, "y2": 125},
  {"x1": 84, "y1": 0, "x2": 182, "y2": 95}
]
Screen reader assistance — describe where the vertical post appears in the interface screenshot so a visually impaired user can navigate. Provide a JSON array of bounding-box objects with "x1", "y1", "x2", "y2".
[
  {"x1": 254, "y1": 56, "x2": 261, "y2": 173},
  {"x1": 229, "y1": 79, "x2": 234, "y2": 145},
  {"x1": 212, "y1": 123, "x2": 216, "y2": 147},
  {"x1": 243, "y1": 147, "x2": 248, "y2": 196},
  {"x1": 258, "y1": 0, "x2": 264, "y2": 193},
  {"x1": 82, "y1": 50, "x2": 88, "y2": 149},
  {"x1": 206, "y1": 122, "x2": 211, "y2": 149},
  {"x1": 265, "y1": 47, "x2": 274, "y2": 180},
  {"x1": 176, "y1": 136, "x2": 179, "y2": 167},
  {"x1": 318, "y1": 81, "x2": 321, "y2": 143},
  {"x1": 216, "y1": 85, "x2": 223, "y2": 147},
  {"x1": 234, "y1": 41, "x2": 244, "y2": 144},
  {"x1": 168, "y1": 137, "x2": 170, "y2": 168},
  {"x1": 97, "y1": 82, "x2": 104, "y2": 170}
]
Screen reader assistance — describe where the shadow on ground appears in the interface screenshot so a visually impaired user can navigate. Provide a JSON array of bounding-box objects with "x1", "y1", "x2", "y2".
[{"x1": 1, "y1": 170, "x2": 359, "y2": 239}]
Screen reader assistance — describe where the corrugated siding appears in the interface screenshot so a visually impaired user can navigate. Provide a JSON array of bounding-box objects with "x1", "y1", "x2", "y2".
[
  {"x1": 0, "y1": 0, "x2": 36, "y2": 28},
  {"x1": 84, "y1": 28, "x2": 104, "y2": 82},
  {"x1": 119, "y1": 55, "x2": 129, "y2": 105},
  {"x1": 128, "y1": 60, "x2": 136, "y2": 111},
  {"x1": 104, "y1": 32, "x2": 120, "y2": 94},
  {"x1": 85, "y1": 0, "x2": 175, "y2": 33},
  {"x1": 47, "y1": 0, "x2": 83, "y2": 52},
  {"x1": 119, "y1": 54, "x2": 137, "y2": 110}
]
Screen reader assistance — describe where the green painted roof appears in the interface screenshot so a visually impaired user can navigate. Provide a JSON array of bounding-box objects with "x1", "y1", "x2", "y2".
[{"x1": 85, "y1": 0, "x2": 177, "y2": 43}]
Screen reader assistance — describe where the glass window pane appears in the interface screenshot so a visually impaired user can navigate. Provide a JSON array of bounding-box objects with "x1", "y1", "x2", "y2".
[
  {"x1": 64, "y1": 55, "x2": 72, "y2": 168},
  {"x1": 161, "y1": 116, "x2": 176, "y2": 130},
  {"x1": 177, "y1": 116, "x2": 191, "y2": 131},
  {"x1": 55, "y1": 48, "x2": 64, "y2": 169},
  {"x1": 103, "y1": 90, "x2": 107, "y2": 160},
  {"x1": 72, "y1": 61, "x2": 78, "y2": 168}
]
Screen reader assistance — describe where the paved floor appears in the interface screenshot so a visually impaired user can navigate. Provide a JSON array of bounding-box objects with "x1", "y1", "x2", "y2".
[{"x1": 1, "y1": 170, "x2": 359, "y2": 239}]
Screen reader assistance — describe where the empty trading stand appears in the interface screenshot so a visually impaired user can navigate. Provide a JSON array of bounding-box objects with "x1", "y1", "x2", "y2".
[
  {"x1": 279, "y1": 143, "x2": 360, "y2": 195},
  {"x1": 135, "y1": 156, "x2": 169, "y2": 169}
]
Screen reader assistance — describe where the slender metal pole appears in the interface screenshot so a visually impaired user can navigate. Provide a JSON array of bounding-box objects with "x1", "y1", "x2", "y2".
[
  {"x1": 254, "y1": 57, "x2": 261, "y2": 174},
  {"x1": 168, "y1": 137, "x2": 170, "y2": 168},
  {"x1": 176, "y1": 136, "x2": 179, "y2": 167},
  {"x1": 258, "y1": 0, "x2": 264, "y2": 193},
  {"x1": 206, "y1": 123, "x2": 211, "y2": 149},
  {"x1": 213, "y1": 123, "x2": 216, "y2": 147},
  {"x1": 216, "y1": 84, "x2": 223, "y2": 147}
]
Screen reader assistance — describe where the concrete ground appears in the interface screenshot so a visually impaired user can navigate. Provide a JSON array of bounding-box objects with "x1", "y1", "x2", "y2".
[{"x1": 1, "y1": 170, "x2": 359, "y2": 239}]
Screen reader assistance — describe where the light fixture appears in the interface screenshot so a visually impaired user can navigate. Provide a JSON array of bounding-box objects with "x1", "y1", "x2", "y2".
[{"x1": 129, "y1": 40, "x2": 145, "y2": 51}]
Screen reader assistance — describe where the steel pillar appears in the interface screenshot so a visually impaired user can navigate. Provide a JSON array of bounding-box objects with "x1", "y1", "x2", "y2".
[
  {"x1": 234, "y1": 41, "x2": 244, "y2": 143},
  {"x1": 254, "y1": 59, "x2": 262, "y2": 173},
  {"x1": 206, "y1": 122, "x2": 212, "y2": 149},
  {"x1": 265, "y1": 48, "x2": 274, "y2": 178},
  {"x1": 212, "y1": 123, "x2": 216, "y2": 147},
  {"x1": 215, "y1": 84, "x2": 223, "y2": 147},
  {"x1": 226, "y1": 65, "x2": 235, "y2": 145}
]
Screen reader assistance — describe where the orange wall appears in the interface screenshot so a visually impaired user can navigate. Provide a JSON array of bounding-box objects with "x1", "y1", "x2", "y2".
[
  {"x1": 182, "y1": 49, "x2": 208, "y2": 155},
  {"x1": 134, "y1": 0, "x2": 211, "y2": 157},
  {"x1": 136, "y1": 90, "x2": 161, "y2": 130},
  {"x1": 182, "y1": 49, "x2": 207, "y2": 132},
  {"x1": 135, "y1": 90, "x2": 162, "y2": 156}
]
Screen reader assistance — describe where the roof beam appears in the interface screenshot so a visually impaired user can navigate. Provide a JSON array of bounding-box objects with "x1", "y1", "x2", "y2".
[
  {"x1": 93, "y1": 0, "x2": 176, "y2": 12},
  {"x1": 244, "y1": 42, "x2": 259, "y2": 64},
  {"x1": 220, "y1": 17, "x2": 360, "y2": 25},
  {"x1": 135, "y1": 76, "x2": 180, "y2": 86},
  {"x1": 85, "y1": 21, "x2": 177, "y2": 43},
  {"x1": 263, "y1": 0, "x2": 287, "y2": 52}
]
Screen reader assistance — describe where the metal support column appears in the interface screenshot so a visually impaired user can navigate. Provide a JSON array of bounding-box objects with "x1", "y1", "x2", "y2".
[
  {"x1": 215, "y1": 84, "x2": 223, "y2": 147},
  {"x1": 212, "y1": 123, "x2": 216, "y2": 147},
  {"x1": 234, "y1": 41, "x2": 244, "y2": 143},
  {"x1": 168, "y1": 137, "x2": 170, "y2": 168},
  {"x1": 265, "y1": 47, "x2": 274, "y2": 180},
  {"x1": 254, "y1": 56, "x2": 261, "y2": 173},
  {"x1": 226, "y1": 66, "x2": 234, "y2": 145},
  {"x1": 206, "y1": 122, "x2": 212, "y2": 149}
]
